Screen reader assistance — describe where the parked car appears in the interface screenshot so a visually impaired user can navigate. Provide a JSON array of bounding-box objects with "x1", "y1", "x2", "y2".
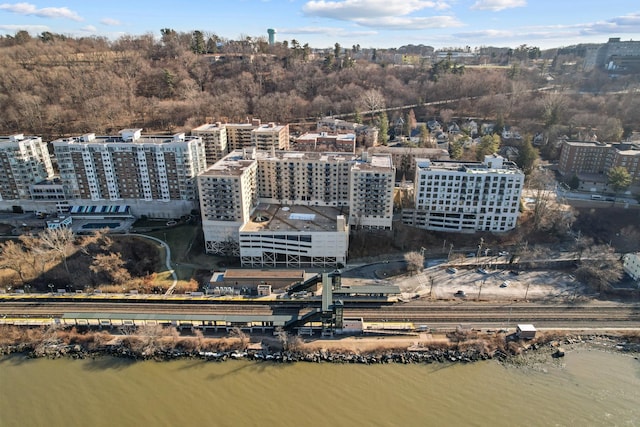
[
  {"x1": 454, "y1": 290, "x2": 466, "y2": 297},
  {"x1": 446, "y1": 267, "x2": 458, "y2": 274},
  {"x1": 500, "y1": 281, "x2": 510, "y2": 288},
  {"x1": 499, "y1": 251, "x2": 509, "y2": 256},
  {"x1": 477, "y1": 268, "x2": 488, "y2": 274}
]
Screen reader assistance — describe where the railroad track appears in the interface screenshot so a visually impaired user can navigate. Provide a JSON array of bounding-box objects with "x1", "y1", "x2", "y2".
[{"x1": 2, "y1": 301, "x2": 639, "y2": 327}]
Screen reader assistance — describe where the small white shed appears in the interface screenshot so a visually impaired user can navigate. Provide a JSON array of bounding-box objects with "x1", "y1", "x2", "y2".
[{"x1": 516, "y1": 324, "x2": 537, "y2": 339}]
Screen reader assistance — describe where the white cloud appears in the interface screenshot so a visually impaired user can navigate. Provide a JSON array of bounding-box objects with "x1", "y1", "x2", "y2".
[
  {"x1": 80, "y1": 25, "x2": 97, "y2": 33},
  {"x1": 0, "y1": 23, "x2": 48, "y2": 33},
  {"x1": 281, "y1": 26, "x2": 377, "y2": 37},
  {"x1": 303, "y1": 0, "x2": 451, "y2": 20},
  {"x1": 100, "y1": 18, "x2": 121, "y2": 26},
  {"x1": 354, "y1": 15, "x2": 462, "y2": 30},
  {"x1": 0, "y1": 2, "x2": 83, "y2": 21},
  {"x1": 470, "y1": 0, "x2": 525, "y2": 12}
]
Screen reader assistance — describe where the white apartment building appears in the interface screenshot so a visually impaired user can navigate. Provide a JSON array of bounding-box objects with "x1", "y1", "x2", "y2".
[
  {"x1": 51, "y1": 129, "x2": 206, "y2": 217},
  {"x1": 198, "y1": 149, "x2": 394, "y2": 267},
  {"x1": 191, "y1": 122, "x2": 228, "y2": 166},
  {"x1": 403, "y1": 155, "x2": 524, "y2": 232},
  {"x1": 0, "y1": 134, "x2": 54, "y2": 201}
]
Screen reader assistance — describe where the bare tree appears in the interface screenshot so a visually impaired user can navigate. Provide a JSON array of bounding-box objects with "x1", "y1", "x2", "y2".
[
  {"x1": 90, "y1": 253, "x2": 132, "y2": 285},
  {"x1": 37, "y1": 228, "x2": 75, "y2": 276},
  {"x1": 358, "y1": 89, "x2": 385, "y2": 119},
  {"x1": 575, "y1": 245, "x2": 623, "y2": 293},
  {"x1": 229, "y1": 327, "x2": 248, "y2": 350},
  {"x1": 404, "y1": 251, "x2": 424, "y2": 275}
]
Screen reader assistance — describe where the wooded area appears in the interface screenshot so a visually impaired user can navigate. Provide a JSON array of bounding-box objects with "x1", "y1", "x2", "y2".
[{"x1": 1, "y1": 30, "x2": 639, "y2": 148}]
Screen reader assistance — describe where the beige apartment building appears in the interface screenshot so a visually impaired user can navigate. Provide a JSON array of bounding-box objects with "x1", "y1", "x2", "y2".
[
  {"x1": 51, "y1": 129, "x2": 206, "y2": 217},
  {"x1": 0, "y1": 134, "x2": 54, "y2": 202},
  {"x1": 191, "y1": 122, "x2": 228, "y2": 166},
  {"x1": 198, "y1": 149, "x2": 394, "y2": 267}
]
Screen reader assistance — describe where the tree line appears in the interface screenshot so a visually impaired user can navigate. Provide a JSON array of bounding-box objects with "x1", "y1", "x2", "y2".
[{"x1": 0, "y1": 29, "x2": 638, "y2": 150}]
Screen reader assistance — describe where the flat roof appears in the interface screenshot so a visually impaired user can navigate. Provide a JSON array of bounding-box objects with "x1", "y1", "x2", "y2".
[
  {"x1": 222, "y1": 269, "x2": 305, "y2": 280},
  {"x1": 241, "y1": 203, "x2": 346, "y2": 233},
  {"x1": 516, "y1": 324, "x2": 537, "y2": 331},
  {"x1": 334, "y1": 285, "x2": 401, "y2": 295},
  {"x1": 61, "y1": 312, "x2": 296, "y2": 324}
]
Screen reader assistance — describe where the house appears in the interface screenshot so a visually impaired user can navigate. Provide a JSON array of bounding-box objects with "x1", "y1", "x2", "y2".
[
  {"x1": 427, "y1": 119, "x2": 441, "y2": 132},
  {"x1": 481, "y1": 123, "x2": 495, "y2": 135},
  {"x1": 447, "y1": 122, "x2": 461, "y2": 135},
  {"x1": 461, "y1": 120, "x2": 478, "y2": 136}
]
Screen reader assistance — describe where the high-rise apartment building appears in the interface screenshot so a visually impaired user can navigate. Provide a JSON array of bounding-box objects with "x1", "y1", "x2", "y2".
[
  {"x1": 191, "y1": 122, "x2": 228, "y2": 166},
  {"x1": 0, "y1": 134, "x2": 54, "y2": 201},
  {"x1": 51, "y1": 129, "x2": 206, "y2": 217},
  {"x1": 252, "y1": 122, "x2": 289, "y2": 151},
  {"x1": 198, "y1": 149, "x2": 394, "y2": 267},
  {"x1": 403, "y1": 155, "x2": 524, "y2": 232}
]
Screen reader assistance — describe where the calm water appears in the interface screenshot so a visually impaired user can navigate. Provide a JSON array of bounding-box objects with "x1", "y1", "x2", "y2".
[{"x1": 1, "y1": 348, "x2": 639, "y2": 427}]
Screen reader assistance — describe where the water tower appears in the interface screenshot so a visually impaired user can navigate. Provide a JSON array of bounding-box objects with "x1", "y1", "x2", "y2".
[{"x1": 267, "y1": 28, "x2": 277, "y2": 45}]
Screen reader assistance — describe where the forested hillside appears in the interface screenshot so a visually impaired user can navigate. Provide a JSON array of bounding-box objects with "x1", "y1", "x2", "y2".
[{"x1": 1, "y1": 30, "x2": 639, "y2": 144}]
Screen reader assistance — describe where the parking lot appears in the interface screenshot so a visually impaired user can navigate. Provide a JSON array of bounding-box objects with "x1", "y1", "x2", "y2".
[{"x1": 345, "y1": 263, "x2": 586, "y2": 302}]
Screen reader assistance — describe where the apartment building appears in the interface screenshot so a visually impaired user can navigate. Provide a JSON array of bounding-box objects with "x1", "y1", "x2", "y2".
[
  {"x1": 198, "y1": 149, "x2": 394, "y2": 267},
  {"x1": 51, "y1": 129, "x2": 206, "y2": 217},
  {"x1": 349, "y1": 152, "x2": 395, "y2": 229},
  {"x1": 252, "y1": 122, "x2": 289, "y2": 151},
  {"x1": 225, "y1": 119, "x2": 260, "y2": 151},
  {"x1": 0, "y1": 134, "x2": 54, "y2": 201},
  {"x1": 558, "y1": 140, "x2": 640, "y2": 192},
  {"x1": 191, "y1": 122, "x2": 228, "y2": 166},
  {"x1": 403, "y1": 155, "x2": 524, "y2": 232}
]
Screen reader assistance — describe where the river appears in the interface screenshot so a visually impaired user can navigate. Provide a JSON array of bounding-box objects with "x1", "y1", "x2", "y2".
[{"x1": 1, "y1": 347, "x2": 638, "y2": 427}]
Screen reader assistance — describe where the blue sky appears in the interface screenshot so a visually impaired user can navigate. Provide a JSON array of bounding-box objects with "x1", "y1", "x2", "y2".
[{"x1": 1, "y1": 1, "x2": 639, "y2": 50}]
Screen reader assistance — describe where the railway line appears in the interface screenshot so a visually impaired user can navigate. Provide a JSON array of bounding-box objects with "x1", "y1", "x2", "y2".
[{"x1": 1, "y1": 299, "x2": 639, "y2": 329}]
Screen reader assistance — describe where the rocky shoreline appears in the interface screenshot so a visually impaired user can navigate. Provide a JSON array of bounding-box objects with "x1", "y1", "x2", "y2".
[{"x1": 1, "y1": 330, "x2": 639, "y2": 365}]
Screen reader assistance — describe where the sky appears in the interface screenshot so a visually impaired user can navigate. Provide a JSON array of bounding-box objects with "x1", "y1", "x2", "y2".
[{"x1": 1, "y1": 1, "x2": 640, "y2": 50}]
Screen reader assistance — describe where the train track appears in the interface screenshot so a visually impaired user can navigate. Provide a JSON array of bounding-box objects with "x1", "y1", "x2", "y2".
[{"x1": 2, "y1": 300, "x2": 639, "y2": 328}]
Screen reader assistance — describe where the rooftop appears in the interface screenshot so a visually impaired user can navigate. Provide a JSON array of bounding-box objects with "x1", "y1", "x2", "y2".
[{"x1": 241, "y1": 203, "x2": 347, "y2": 233}]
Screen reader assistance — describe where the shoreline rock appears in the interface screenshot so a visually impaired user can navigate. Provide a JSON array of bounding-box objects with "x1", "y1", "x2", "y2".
[{"x1": 1, "y1": 333, "x2": 638, "y2": 365}]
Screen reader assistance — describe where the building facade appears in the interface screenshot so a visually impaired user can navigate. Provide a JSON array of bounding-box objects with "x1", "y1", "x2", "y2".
[
  {"x1": 403, "y1": 155, "x2": 524, "y2": 232},
  {"x1": 51, "y1": 129, "x2": 206, "y2": 217},
  {"x1": 191, "y1": 122, "x2": 228, "y2": 166},
  {"x1": 198, "y1": 149, "x2": 394, "y2": 267},
  {"x1": 558, "y1": 140, "x2": 640, "y2": 193},
  {"x1": 0, "y1": 134, "x2": 54, "y2": 201}
]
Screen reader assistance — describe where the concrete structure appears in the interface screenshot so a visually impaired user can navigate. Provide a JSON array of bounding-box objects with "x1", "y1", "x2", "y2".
[
  {"x1": 584, "y1": 38, "x2": 640, "y2": 72},
  {"x1": 51, "y1": 129, "x2": 206, "y2": 218},
  {"x1": 622, "y1": 253, "x2": 640, "y2": 284},
  {"x1": 191, "y1": 122, "x2": 228, "y2": 166},
  {"x1": 0, "y1": 134, "x2": 54, "y2": 201},
  {"x1": 558, "y1": 140, "x2": 640, "y2": 193},
  {"x1": 198, "y1": 149, "x2": 395, "y2": 267},
  {"x1": 403, "y1": 155, "x2": 524, "y2": 232}
]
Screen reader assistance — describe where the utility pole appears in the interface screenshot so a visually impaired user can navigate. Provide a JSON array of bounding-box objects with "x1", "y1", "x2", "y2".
[{"x1": 524, "y1": 281, "x2": 531, "y2": 301}]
